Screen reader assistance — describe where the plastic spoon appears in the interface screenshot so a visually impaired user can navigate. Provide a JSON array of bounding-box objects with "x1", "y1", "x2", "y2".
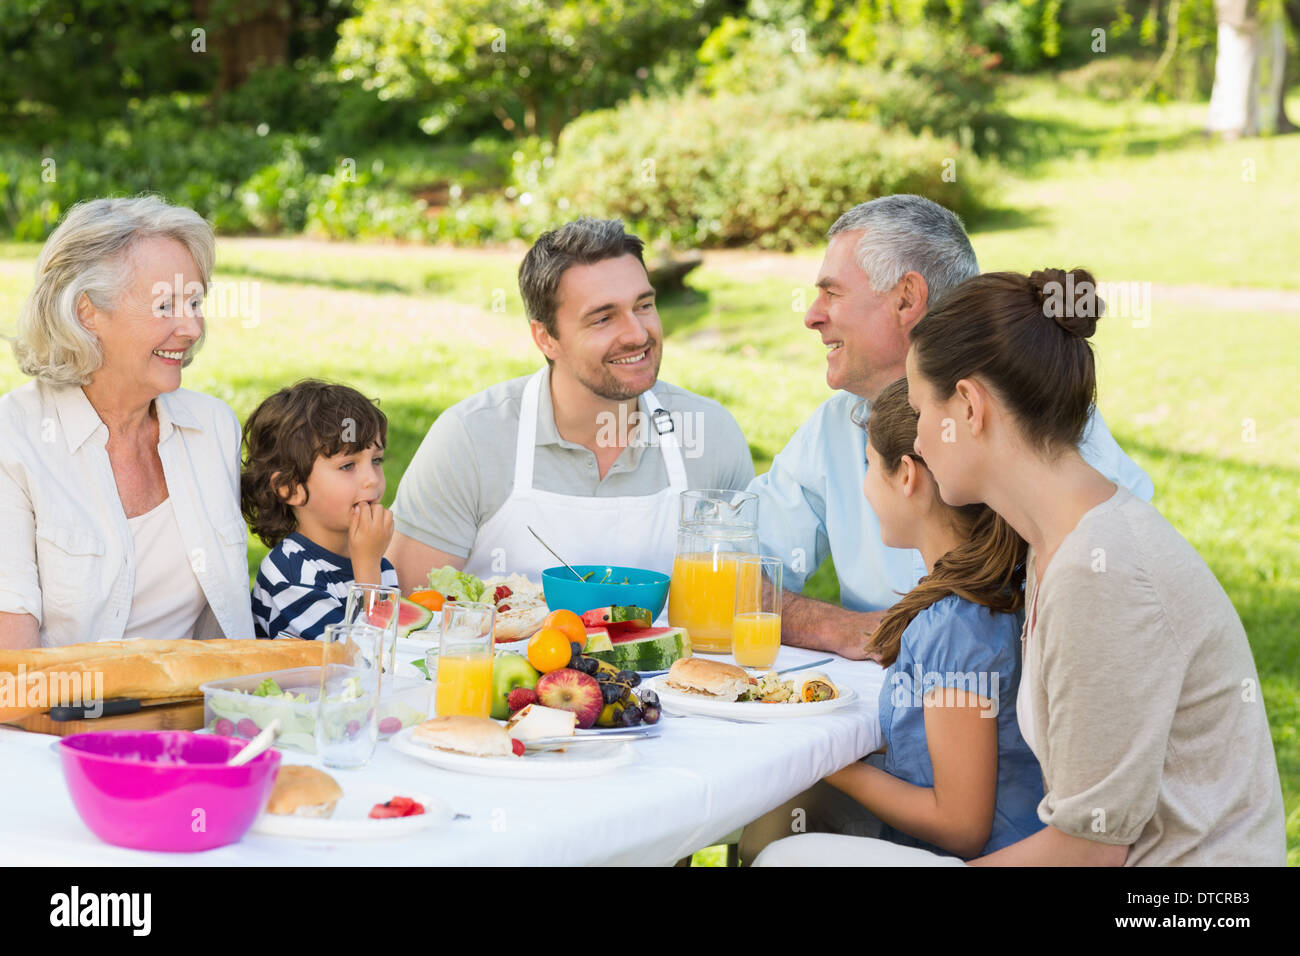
[{"x1": 227, "y1": 718, "x2": 282, "y2": 766}]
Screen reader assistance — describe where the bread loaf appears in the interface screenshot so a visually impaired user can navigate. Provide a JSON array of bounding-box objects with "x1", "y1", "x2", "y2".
[{"x1": 0, "y1": 639, "x2": 347, "y2": 722}]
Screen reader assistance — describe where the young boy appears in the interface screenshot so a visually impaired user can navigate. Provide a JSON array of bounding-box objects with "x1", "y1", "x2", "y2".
[{"x1": 242, "y1": 380, "x2": 397, "y2": 640}]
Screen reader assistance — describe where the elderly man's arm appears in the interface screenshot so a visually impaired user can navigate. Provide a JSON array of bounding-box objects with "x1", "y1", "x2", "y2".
[
  {"x1": 0, "y1": 613, "x2": 39, "y2": 649},
  {"x1": 781, "y1": 590, "x2": 882, "y2": 660}
]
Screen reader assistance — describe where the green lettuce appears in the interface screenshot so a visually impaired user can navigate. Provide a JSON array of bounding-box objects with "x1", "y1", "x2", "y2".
[{"x1": 427, "y1": 565, "x2": 486, "y2": 603}]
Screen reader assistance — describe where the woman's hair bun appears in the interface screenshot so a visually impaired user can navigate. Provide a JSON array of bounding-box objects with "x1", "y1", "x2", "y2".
[{"x1": 1028, "y1": 267, "x2": 1103, "y2": 339}]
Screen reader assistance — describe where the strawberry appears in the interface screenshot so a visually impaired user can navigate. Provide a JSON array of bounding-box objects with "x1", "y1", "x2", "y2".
[
  {"x1": 511, "y1": 738, "x2": 526, "y2": 757},
  {"x1": 507, "y1": 687, "x2": 538, "y2": 712},
  {"x1": 493, "y1": 585, "x2": 512, "y2": 604},
  {"x1": 498, "y1": 603, "x2": 511, "y2": 612}
]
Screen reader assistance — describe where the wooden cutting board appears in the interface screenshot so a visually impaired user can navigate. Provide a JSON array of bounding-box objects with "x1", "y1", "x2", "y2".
[{"x1": 5, "y1": 696, "x2": 206, "y2": 736}]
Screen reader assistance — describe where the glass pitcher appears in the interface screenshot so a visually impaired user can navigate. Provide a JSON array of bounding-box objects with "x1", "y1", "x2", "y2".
[{"x1": 667, "y1": 489, "x2": 759, "y2": 653}]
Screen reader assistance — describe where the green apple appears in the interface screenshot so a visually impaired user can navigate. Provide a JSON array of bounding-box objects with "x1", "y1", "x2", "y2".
[{"x1": 490, "y1": 652, "x2": 540, "y2": 720}]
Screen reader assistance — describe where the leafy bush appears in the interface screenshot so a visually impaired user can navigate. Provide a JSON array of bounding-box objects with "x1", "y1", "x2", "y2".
[
  {"x1": 699, "y1": 18, "x2": 1003, "y2": 152},
  {"x1": 544, "y1": 92, "x2": 990, "y2": 250}
]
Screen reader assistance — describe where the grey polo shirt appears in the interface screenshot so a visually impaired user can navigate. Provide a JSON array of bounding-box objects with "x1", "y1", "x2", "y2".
[{"x1": 393, "y1": 368, "x2": 756, "y2": 558}]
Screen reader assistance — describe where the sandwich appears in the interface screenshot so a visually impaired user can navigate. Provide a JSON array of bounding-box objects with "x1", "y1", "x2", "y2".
[
  {"x1": 265, "y1": 766, "x2": 342, "y2": 818},
  {"x1": 412, "y1": 715, "x2": 515, "y2": 757},
  {"x1": 664, "y1": 658, "x2": 753, "y2": 702}
]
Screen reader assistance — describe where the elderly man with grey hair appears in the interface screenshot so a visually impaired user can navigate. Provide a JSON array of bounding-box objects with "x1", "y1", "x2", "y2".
[
  {"x1": 751, "y1": 194, "x2": 1153, "y2": 658},
  {"x1": 0, "y1": 196, "x2": 255, "y2": 648}
]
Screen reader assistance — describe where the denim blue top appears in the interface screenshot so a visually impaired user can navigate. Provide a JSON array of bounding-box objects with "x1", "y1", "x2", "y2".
[{"x1": 876, "y1": 594, "x2": 1045, "y2": 858}]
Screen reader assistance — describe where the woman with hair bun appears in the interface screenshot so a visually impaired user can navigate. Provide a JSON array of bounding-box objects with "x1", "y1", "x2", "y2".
[{"x1": 900, "y1": 267, "x2": 1285, "y2": 865}]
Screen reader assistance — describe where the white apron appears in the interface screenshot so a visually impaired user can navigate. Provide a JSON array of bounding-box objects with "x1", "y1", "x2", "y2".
[{"x1": 462, "y1": 369, "x2": 688, "y2": 581}]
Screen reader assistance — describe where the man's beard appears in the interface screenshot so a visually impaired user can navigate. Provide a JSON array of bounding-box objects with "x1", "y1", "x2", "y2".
[{"x1": 574, "y1": 340, "x2": 662, "y2": 401}]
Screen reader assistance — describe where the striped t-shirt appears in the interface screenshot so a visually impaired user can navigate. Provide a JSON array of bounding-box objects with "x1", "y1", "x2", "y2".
[{"x1": 252, "y1": 532, "x2": 398, "y2": 640}]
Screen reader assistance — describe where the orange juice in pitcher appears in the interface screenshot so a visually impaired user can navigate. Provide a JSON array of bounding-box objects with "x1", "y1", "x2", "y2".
[
  {"x1": 669, "y1": 551, "x2": 742, "y2": 652},
  {"x1": 668, "y1": 490, "x2": 759, "y2": 654}
]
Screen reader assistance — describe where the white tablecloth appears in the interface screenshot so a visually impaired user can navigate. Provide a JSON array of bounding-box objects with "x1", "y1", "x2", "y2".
[{"x1": 0, "y1": 647, "x2": 884, "y2": 866}]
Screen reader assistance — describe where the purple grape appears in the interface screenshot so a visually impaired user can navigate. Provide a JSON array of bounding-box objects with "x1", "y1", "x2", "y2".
[
  {"x1": 345, "y1": 719, "x2": 361, "y2": 737},
  {"x1": 214, "y1": 718, "x2": 235, "y2": 737},
  {"x1": 235, "y1": 718, "x2": 259, "y2": 738},
  {"x1": 378, "y1": 716, "x2": 402, "y2": 735}
]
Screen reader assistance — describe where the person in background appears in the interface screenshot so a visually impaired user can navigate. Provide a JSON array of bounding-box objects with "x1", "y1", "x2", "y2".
[
  {"x1": 749, "y1": 195, "x2": 1153, "y2": 659},
  {"x1": 243, "y1": 380, "x2": 396, "y2": 640},
  {"x1": 0, "y1": 196, "x2": 253, "y2": 648}
]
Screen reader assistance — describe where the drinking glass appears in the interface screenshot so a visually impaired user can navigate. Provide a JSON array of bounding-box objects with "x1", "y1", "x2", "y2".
[
  {"x1": 345, "y1": 584, "x2": 401, "y2": 683},
  {"x1": 732, "y1": 555, "x2": 782, "y2": 669},
  {"x1": 434, "y1": 601, "x2": 496, "y2": 718},
  {"x1": 316, "y1": 622, "x2": 383, "y2": 769}
]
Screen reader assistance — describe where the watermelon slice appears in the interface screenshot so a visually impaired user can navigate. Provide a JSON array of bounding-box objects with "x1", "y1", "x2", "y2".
[
  {"x1": 587, "y1": 626, "x2": 692, "y2": 671},
  {"x1": 369, "y1": 598, "x2": 434, "y2": 638},
  {"x1": 580, "y1": 606, "x2": 653, "y2": 635}
]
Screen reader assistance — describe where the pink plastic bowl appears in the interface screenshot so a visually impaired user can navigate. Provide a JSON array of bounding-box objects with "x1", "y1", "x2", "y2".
[{"x1": 58, "y1": 730, "x2": 281, "y2": 852}]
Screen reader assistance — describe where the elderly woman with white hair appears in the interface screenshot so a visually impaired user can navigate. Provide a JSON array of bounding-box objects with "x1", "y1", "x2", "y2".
[{"x1": 0, "y1": 196, "x2": 254, "y2": 648}]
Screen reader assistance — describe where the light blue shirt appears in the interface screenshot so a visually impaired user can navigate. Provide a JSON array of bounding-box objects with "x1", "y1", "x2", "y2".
[
  {"x1": 877, "y1": 594, "x2": 1045, "y2": 857},
  {"x1": 749, "y1": 392, "x2": 1154, "y2": 610}
]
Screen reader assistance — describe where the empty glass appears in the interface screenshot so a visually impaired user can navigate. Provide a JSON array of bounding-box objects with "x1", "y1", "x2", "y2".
[{"x1": 316, "y1": 622, "x2": 383, "y2": 769}]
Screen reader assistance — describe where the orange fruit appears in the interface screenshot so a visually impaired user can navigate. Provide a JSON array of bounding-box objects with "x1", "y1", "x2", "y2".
[
  {"x1": 408, "y1": 589, "x2": 445, "y2": 612},
  {"x1": 542, "y1": 609, "x2": 587, "y2": 649},
  {"x1": 527, "y1": 627, "x2": 573, "y2": 673}
]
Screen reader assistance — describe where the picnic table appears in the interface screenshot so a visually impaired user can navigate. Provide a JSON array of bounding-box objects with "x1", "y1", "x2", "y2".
[{"x1": 0, "y1": 647, "x2": 884, "y2": 866}]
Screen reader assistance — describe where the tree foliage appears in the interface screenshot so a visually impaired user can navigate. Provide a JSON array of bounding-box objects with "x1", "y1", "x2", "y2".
[{"x1": 333, "y1": 0, "x2": 723, "y2": 141}]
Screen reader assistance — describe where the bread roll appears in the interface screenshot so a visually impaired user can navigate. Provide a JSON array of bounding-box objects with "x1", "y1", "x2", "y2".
[
  {"x1": 265, "y1": 766, "x2": 342, "y2": 817},
  {"x1": 664, "y1": 658, "x2": 753, "y2": 701}
]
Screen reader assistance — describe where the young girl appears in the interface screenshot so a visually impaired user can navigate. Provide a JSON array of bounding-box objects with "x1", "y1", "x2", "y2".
[
  {"x1": 749, "y1": 379, "x2": 1044, "y2": 864},
  {"x1": 242, "y1": 380, "x2": 397, "y2": 640},
  {"x1": 905, "y1": 268, "x2": 1284, "y2": 865}
]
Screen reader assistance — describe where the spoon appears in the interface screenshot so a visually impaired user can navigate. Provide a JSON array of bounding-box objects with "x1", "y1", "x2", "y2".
[
  {"x1": 527, "y1": 526, "x2": 585, "y2": 580},
  {"x1": 227, "y1": 718, "x2": 282, "y2": 766}
]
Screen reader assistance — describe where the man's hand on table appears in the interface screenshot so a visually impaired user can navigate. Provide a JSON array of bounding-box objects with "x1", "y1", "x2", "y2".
[{"x1": 779, "y1": 589, "x2": 884, "y2": 661}]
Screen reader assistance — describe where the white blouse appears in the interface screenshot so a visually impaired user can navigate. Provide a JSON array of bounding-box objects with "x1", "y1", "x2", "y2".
[
  {"x1": 123, "y1": 498, "x2": 208, "y2": 641},
  {"x1": 0, "y1": 381, "x2": 255, "y2": 646}
]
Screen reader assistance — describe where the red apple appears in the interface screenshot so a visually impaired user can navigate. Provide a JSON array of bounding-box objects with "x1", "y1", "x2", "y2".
[{"x1": 534, "y1": 668, "x2": 603, "y2": 729}]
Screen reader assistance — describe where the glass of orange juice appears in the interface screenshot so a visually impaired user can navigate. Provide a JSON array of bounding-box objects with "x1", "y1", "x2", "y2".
[
  {"x1": 732, "y1": 555, "x2": 782, "y2": 669},
  {"x1": 434, "y1": 601, "x2": 496, "y2": 718}
]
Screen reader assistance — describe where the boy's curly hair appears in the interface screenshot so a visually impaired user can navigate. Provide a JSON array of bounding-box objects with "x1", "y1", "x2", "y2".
[{"x1": 241, "y1": 380, "x2": 388, "y2": 548}]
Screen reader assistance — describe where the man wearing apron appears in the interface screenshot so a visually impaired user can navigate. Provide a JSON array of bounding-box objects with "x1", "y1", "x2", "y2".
[{"x1": 386, "y1": 218, "x2": 755, "y2": 591}]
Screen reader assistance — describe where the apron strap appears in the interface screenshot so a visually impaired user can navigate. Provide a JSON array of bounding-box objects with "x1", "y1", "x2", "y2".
[
  {"x1": 512, "y1": 368, "x2": 547, "y2": 492},
  {"x1": 642, "y1": 388, "x2": 689, "y2": 491},
  {"x1": 515, "y1": 371, "x2": 689, "y2": 494}
]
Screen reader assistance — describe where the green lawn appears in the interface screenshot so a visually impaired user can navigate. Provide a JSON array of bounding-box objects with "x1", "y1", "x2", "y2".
[{"x1": 0, "y1": 80, "x2": 1296, "y2": 864}]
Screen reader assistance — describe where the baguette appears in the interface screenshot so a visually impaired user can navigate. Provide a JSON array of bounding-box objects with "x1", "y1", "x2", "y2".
[{"x1": 0, "y1": 639, "x2": 347, "y2": 722}]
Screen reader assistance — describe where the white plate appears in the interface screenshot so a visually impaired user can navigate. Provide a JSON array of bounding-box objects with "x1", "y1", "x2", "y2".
[
  {"x1": 644, "y1": 676, "x2": 857, "y2": 722},
  {"x1": 250, "y1": 779, "x2": 453, "y2": 841},
  {"x1": 390, "y1": 725, "x2": 632, "y2": 778}
]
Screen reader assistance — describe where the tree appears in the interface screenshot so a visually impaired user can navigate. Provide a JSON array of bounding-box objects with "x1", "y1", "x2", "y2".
[{"x1": 333, "y1": 0, "x2": 722, "y2": 141}]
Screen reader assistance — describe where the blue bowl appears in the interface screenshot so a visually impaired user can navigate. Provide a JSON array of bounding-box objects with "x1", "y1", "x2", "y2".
[{"x1": 541, "y1": 565, "x2": 670, "y2": 620}]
